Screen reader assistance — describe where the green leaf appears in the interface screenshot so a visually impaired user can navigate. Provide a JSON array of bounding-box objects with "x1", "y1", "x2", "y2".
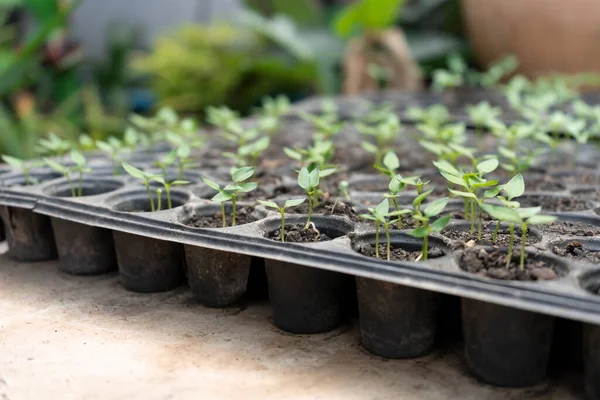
[
  {"x1": 284, "y1": 198, "x2": 306, "y2": 208},
  {"x1": 308, "y1": 167, "x2": 320, "y2": 188},
  {"x1": 480, "y1": 204, "x2": 522, "y2": 224},
  {"x1": 440, "y1": 170, "x2": 467, "y2": 188},
  {"x1": 212, "y1": 191, "x2": 233, "y2": 203},
  {"x1": 503, "y1": 173, "x2": 525, "y2": 200},
  {"x1": 319, "y1": 168, "x2": 337, "y2": 178},
  {"x1": 448, "y1": 188, "x2": 477, "y2": 200},
  {"x1": 152, "y1": 176, "x2": 166, "y2": 185},
  {"x1": 2, "y1": 155, "x2": 23, "y2": 168},
  {"x1": 122, "y1": 163, "x2": 146, "y2": 180},
  {"x1": 298, "y1": 167, "x2": 310, "y2": 190},
  {"x1": 526, "y1": 215, "x2": 557, "y2": 225},
  {"x1": 433, "y1": 159, "x2": 460, "y2": 176},
  {"x1": 359, "y1": 214, "x2": 378, "y2": 221},
  {"x1": 171, "y1": 180, "x2": 190, "y2": 186},
  {"x1": 283, "y1": 147, "x2": 303, "y2": 161},
  {"x1": 238, "y1": 182, "x2": 258, "y2": 193},
  {"x1": 257, "y1": 200, "x2": 280, "y2": 209},
  {"x1": 231, "y1": 166, "x2": 255, "y2": 183},
  {"x1": 375, "y1": 198, "x2": 389, "y2": 217},
  {"x1": 424, "y1": 197, "x2": 449, "y2": 218},
  {"x1": 388, "y1": 175, "x2": 405, "y2": 193},
  {"x1": 387, "y1": 209, "x2": 412, "y2": 217},
  {"x1": 430, "y1": 215, "x2": 452, "y2": 232},
  {"x1": 382, "y1": 150, "x2": 400, "y2": 172},
  {"x1": 44, "y1": 158, "x2": 67, "y2": 174},
  {"x1": 223, "y1": 184, "x2": 243, "y2": 191},
  {"x1": 412, "y1": 188, "x2": 434, "y2": 208},
  {"x1": 202, "y1": 177, "x2": 221, "y2": 191},
  {"x1": 483, "y1": 187, "x2": 501, "y2": 199},
  {"x1": 518, "y1": 206, "x2": 542, "y2": 219},
  {"x1": 476, "y1": 158, "x2": 499, "y2": 174},
  {"x1": 95, "y1": 141, "x2": 114, "y2": 153},
  {"x1": 70, "y1": 150, "x2": 86, "y2": 167},
  {"x1": 360, "y1": 141, "x2": 378, "y2": 154},
  {"x1": 408, "y1": 226, "x2": 429, "y2": 238},
  {"x1": 176, "y1": 142, "x2": 191, "y2": 159}
]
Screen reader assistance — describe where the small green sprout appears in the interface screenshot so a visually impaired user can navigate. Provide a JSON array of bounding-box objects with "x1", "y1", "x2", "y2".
[
  {"x1": 37, "y1": 133, "x2": 70, "y2": 158},
  {"x1": 297, "y1": 167, "x2": 320, "y2": 229},
  {"x1": 226, "y1": 136, "x2": 270, "y2": 168},
  {"x1": 150, "y1": 177, "x2": 190, "y2": 210},
  {"x1": 409, "y1": 197, "x2": 451, "y2": 261},
  {"x1": 78, "y1": 134, "x2": 95, "y2": 152},
  {"x1": 545, "y1": 112, "x2": 586, "y2": 165},
  {"x1": 385, "y1": 174, "x2": 421, "y2": 228},
  {"x1": 206, "y1": 106, "x2": 240, "y2": 132},
  {"x1": 122, "y1": 163, "x2": 163, "y2": 212},
  {"x1": 338, "y1": 180, "x2": 350, "y2": 200},
  {"x1": 1, "y1": 155, "x2": 44, "y2": 185},
  {"x1": 300, "y1": 112, "x2": 343, "y2": 139},
  {"x1": 45, "y1": 150, "x2": 92, "y2": 197},
  {"x1": 498, "y1": 147, "x2": 539, "y2": 176},
  {"x1": 96, "y1": 137, "x2": 127, "y2": 175},
  {"x1": 466, "y1": 101, "x2": 502, "y2": 145},
  {"x1": 284, "y1": 136, "x2": 336, "y2": 171},
  {"x1": 257, "y1": 198, "x2": 307, "y2": 242},
  {"x1": 201, "y1": 167, "x2": 258, "y2": 227},
  {"x1": 360, "y1": 198, "x2": 409, "y2": 260},
  {"x1": 490, "y1": 173, "x2": 524, "y2": 243},
  {"x1": 406, "y1": 104, "x2": 450, "y2": 127},
  {"x1": 374, "y1": 150, "x2": 400, "y2": 178},
  {"x1": 357, "y1": 114, "x2": 401, "y2": 164}
]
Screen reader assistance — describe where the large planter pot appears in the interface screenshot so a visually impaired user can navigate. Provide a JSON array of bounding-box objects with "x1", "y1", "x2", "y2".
[{"x1": 462, "y1": 0, "x2": 600, "y2": 77}]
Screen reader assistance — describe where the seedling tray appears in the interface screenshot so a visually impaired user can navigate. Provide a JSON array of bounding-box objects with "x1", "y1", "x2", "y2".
[{"x1": 2, "y1": 91, "x2": 600, "y2": 393}]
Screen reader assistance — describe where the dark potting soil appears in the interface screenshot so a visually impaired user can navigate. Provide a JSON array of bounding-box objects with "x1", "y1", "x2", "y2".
[
  {"x1": 267, "y1": 224, "x2": 332, "y2": 243},
  {"x1": 573, "y1": 189, "x2": 600, "y2": 203},
  {"x1": 538, "y1": 220, "x2": 600, "y2": 236},
  {"x1": 525, "y1": 178, "x2": 566, "y2": 192},
  {"x1": 553, "y1": 241, "x2": 600, "y2": 264},
  {"x1": 459, "y1": 248, "x2": 561, "y2": 281},
  {"x1": 443, "y1": 225, "x2": 539, "y2": 248},
  {"x1": 356, "y1": 242, "x2": 444, "y2": 261},
  {"x1": 186, "y1": 206, "x2": 259, "y2": 228},
  {"x1": 288, "y1": 199, "x2": 359, "y2": 222},
  {"x1": 518, "y1": 195, "x2": 593, "y2": 212}
]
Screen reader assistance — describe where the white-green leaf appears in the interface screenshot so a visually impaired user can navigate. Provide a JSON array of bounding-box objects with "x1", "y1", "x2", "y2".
[
  {"x1": 238, "y1": 182, "x2": 258, "y2": 193},
  {"x1": 360, "y1": 141, "x2": 378, "y2": 154},
  {"x1": 231, "y1": 166, "x2": 255, "y2": 183},
  {"x1": 96, "y1": 141, "x2": 114, "y2": 153},
  {"x1": 526, "y1": 215, "x2": 557, "y2": 225},
  {"x1": 284, "y1": 198, "x2": 306, "y2": 208},
  {"x1": 412, "y1": 188, "x2": 434, "y2": 208},
  {"x1": 375, "y1": 198, "x2": 389, "y2": 217},
  {"x1": 152, "y1": 176, "x2": 166, "y2": 185},
  {"x1": 257, "y1": 200, "x2": 279, "y2": 209},
  {"x1": 518, "y1": 206, "x2": 542, "y2": 219},
  {"x1": 122, "y1": 163, "x2": 146, "y2": 180},
  {"x1": 424, "y1": 197, "x2": 449, "y2": 218},
  {"x1": 383, "y1": 151, "x2": 400, "y2": 172},
  {"x1": 44, "y1": 158, "x2": 67, "y2": 174},
  {"x1": 440, "y1": 170, "x2": 467, "y2": 188},
  {"x1": 171, "y1": 180, "x2": 190, "y2": 186},
  {"x1": 433, "y1": 159, "x2": 460, "y2": 176},
  {"x1": 319, "y1": 168, "x2": 337, "y2": 178},
  {"x1": 430, "y1": 215, "x2": 452, "y2": 232},
  {"x1": 283, "y1": 147, "x2": 303, "y2": 161},
  {"x1": 448, "y1": 188, "x2": 477, "y2": 200},
  {"x1": 212, "y1": 191, "x2": 233, "y2": 203},
  {"x1": 480, "y1": 204, "x2": 522, "y2": 223},
  {"x1": 298, "y1": 167, "x2": 310, "y2": 190},
  {"x1": 409, "y1": 226, "x2": 429, "y2": 238},
  {"x1": 476, "y1": 158, "x2": 499, "y2": 174},
  {"x1": 503, "y1": 173, "x2": 525, "y2": 200},
  {"x1": 70, "y1": 150, "x2": 86, "y2": 167},
  {"x1": 2, "y1": 155, "x2": 23, "y2": 168}
]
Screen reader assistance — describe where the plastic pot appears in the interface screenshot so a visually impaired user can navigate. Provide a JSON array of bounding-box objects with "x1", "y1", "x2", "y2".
[{"x1": 0, "y1": 206, "x2": 57, "y2": 261}]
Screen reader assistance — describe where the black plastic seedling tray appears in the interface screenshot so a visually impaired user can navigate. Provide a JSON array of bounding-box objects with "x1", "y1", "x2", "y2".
[{"x1": 2, "y1": 91, "x2": 600, "y2": 395}]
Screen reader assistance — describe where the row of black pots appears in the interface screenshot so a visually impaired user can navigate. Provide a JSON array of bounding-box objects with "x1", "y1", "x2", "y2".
[{"x1": 4, "y1": 200, "x2": 600, "y2": 396}]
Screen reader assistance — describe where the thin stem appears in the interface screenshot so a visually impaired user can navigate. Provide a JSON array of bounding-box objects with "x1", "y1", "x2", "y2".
[
  {"x1": 78, "y1": 170, "x2": 83, "y2": 197},
  {"x1": 520, "y1": 222, "x2": 527, "y2": 270},
  {"x1": 392, "y1": 197, "x2": 401, "y2": 229},
  {"x1": 178, "y1": 163, "x2": 184, "y2": 181},
  {"x1": 469, "y1": 199, "x2": 476, "y2": 234},
  {"x1": 280, "y1": 210, "x2": 285, "y2": 242},
  {"x1": 477, "y1": 204, "x2": 482, "y2": 241},
  {"x1": 156, "y1": 191, "x2": 162, "y2": 212},
  {"x1": 493, "y1": 221, "x2": 501, "y2": 243},
  {"x1": 422, "y1": 234, "x2": 429, "y2": 261},
  {"x1": 24, "y1": 168, "x2": 30, "y2": 186},
  {"x1": 166, "y1": 185, "x2": 172, "y2": 209},
  {"x1": 221, "y1": 202, "x2": 226, "y2": 228},
  {"x1": 305, "y1": 192, "x2": 313, "y2": 229},
  {"x1": 506, "y1": 223, "x2": 514, "y2": 269},
  {"x1": 464, "y1": 198, "x2": 469, "y2": 220},
  {"x1": 231, "y1": 194, "x2": 237, "y2": 226},
  {"x1": 66, "y1": 172, "x2": 75, "y2": 198},
  {"x1": 375, "y1": 221, "x2": 380, "y2": 259},
  {"x1": 144, "y1": 180, "x2": 155, "y2": 212},
  {"x1": 385, "y1": 223, "x2": 391, "y2": 261}
]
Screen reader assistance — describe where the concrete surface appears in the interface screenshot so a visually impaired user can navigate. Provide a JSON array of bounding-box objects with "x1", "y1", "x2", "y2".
[{"x1": 0, "y1": 242, "x2": 584, "y2": 400}]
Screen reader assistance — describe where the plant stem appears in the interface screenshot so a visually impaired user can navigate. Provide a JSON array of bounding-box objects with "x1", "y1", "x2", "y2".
[
  {"x1": 463, "y1": 198, "x2": 468, "y2": 220},
  {"x1": 24, "y1": 168, "x2": 30, "y2": 186},
  {"x1": 66, "y1": 172, "x2": 75, "y2": 198},
  {"x1": 520, "y1": 222, "x2": 527, "y2": 270},
  {"x1": 156, "y1": 191, "x2": 162, "y2": 211},
  {"x1": 493, "y1": 221, "x2": 500, "y2": 243},
  {"x1": 305, "y1": 192, "x2": 313, "y2": 229},
  {"x1": 477, "y1": 204, "x2": 482, "y2": 241},
  {"x1": 506, "y1": 223, "x2": 514, "y2": 269},
  {"x1": 178, "y1": 164, "x2": 184, "y2": 181},
  {"x1": 375, "y1": 221, "x2": 380, "y2": 259},
  {"x1": 231, "y1": 194, "x2": 237, "y2": 226},
  {"x1": 166, "y1": 185, "x2": 172, "y2": 209},
  {"x1": 221, "y1": 202, "x2": 226, "y2": 228},
  {"x1": 422, "y1": 233, "x2": 428, "y2": 261},
  {"x1": 392, "y1": 197, "x2": 402, "y2": 229},
  {"x1": 144, "y1": 180, "x2": 155, "y2": 212},
  {"x1": 280, "y1": 210, "x2": 285, "y2": 242},
  {"x1": 469, "y1": 199, "x2": 476, "y2": 234},
  {"x1": 385, "y1": 223, "x2": 391, "y2": 261},
  {"x1": 78, "y1": 170, "x2": 83, "y2": 197}
]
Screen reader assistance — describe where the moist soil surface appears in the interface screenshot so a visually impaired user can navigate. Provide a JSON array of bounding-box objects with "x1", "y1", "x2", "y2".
[
  {"x1": 186, "y1": 206, "x2": 259, "y2": 228},
  {"x1": 356, "y1": 243, "x2": 444, "y2": 261},
  {"x1": 538, "y1": 220, "x2": 600, "y2": 236},
  {"x1": 443, "y1": 225, "x2": 539, "y2": 248},
  {"x1": 573, "y1": 188, "x2": 600, "y2": 203},
  {"x1": 553, "y1": 240, "x2": 600, "y2": 263},
  {"x1": 518, "y1": 195, "x2": 593, "y2": 212},
  {"x1": 288, "y1": 199, "x2": 359, "y2": 222},
  {"x1": 267, "y1": 224, "x2": 332, "y2": 243},
  {"x1": 524, "y1": 177, "x2": 566, "y2": 192},
  {"x1": 459, "y1": 247, "x2": 561, "y2": 281}
]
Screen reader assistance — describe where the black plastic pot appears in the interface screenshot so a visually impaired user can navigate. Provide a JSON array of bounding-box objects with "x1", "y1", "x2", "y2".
[
  {"x1": 0, "y1": 206, "x2": 57, "y2": 261},
  {"x1": 185, "y1": 245, "x2": 251, "y2": 307},
  {"x1": 114, "y1": 231, "x2": 185, "y2": 293},
  {"x1": 263, "y1": 215, "x2": 355, "y2": 334},
  {"x1": 353, "y1": 234, "x2": 446, "y2": 358},
  {"x1": 584, "y1": 323, "x2": 600, "y2": 400},
  {"x1": 45, "y1": 179, "x2": 124, "y2": 274},
  {"x1": 462, "y1": 298, "x2": 555, "y2": 387}
]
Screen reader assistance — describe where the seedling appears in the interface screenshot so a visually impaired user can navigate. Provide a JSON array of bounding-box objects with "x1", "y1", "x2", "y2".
[
  {"x1": 545, "y1": 112, "x2": 585, "y2": 165},
  {"x1": 122, "y1": 163, "x2": 163, "y2": 212},
  {"x1": 466, "y1": 101, "x2": 502, "y2": 145},
  {"x1": 225, "y1": 136, "x2": 270, "y2": 168},
  {"x1": 490, "y1": 173, "x2": 524, "y2": 242},
  {"x1": 374, "y1": 150, "x2": 400, "y2": 178},
  {"x1": 409, "y1": 197, "x2": 451, "y2": 261},
  {"x1": 385, "y1": 174, "x2": 422, "y2": 227},
  {"x1": 357, "y1": 114, "x2": 401, "y2": 164},
  {"x1": 300, "y1": 112, "x2": 344, "y2": 139},
  {"x1": 257, "y1": 198, "x2": 307, "y2": 242},
  {"x1": 498, "y1": 147, "x2": 539, "y2": 176},
  {"x1": 482, "y1": 203, "x2": 556, "y2": 269},
  {"x1": 201, "y1": 167, "x2": 258, "y2": 227},
  {"x1": 206, "y1": 106, "x2": 240, "y2": 133},
  {"x1": 96, "y1": 137, "x2": 128, "y2": 175},
  {"x1": 45, "y1": 150, "x2": 91, "y2": 197},
  {"x1": 338, "y1": 180, "x2": 350, "y2": 200},
  {"x1": 490, "y1": 121, "x2": 535, "y2": 151},
  {"x1": 78, "y1": 134, "x2": 95, "y2": 152},
  {"x1": 297, "y1": 167, "x2": 320, "y2": 229},
  {"x1": 37, "y1": 133, "x2": 70, "y2": 159},
  {"x1": 150, "y1": 177, "x2": 190, "y2": 210},
  {"x1": 1, "y1": 155, "x2": 44, "y2": 185},
  {"x1": 284, "y1": 136, "x2": 336, "y2": 171},
  {"x1": 406, "y1": 104, "x2": 450, "y2": 127},
  {"x1": 359, "y1": 199, "x2": 410, "y2": 260}
]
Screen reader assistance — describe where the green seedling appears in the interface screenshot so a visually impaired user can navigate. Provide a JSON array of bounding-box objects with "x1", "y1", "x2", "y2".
[
  {"x1": 257, "y1": 198, "x2": 307, "y2": 242},
  {"x1": 406, "y1": 104, "x2": 450, "y2": 127},
  {"x1": 490, "y1": 121, "x2": 535, "y2": 151},
  {"x1": 201, "y1": 167, "x2": 258, "y2": 227},
  {"x1": 297, "y1": 167, "x2": 326, "y2": 230},
  {"x1": 490, "y1": 173, "x2": 524, "y2": 243},
  {"x1": 206, "y1": 106, "x2": 240, "y2": 132},
  {"x1": 338, "y1": 180, "x2": 350, "y2": 200},
  {"x1": 284, "y1": 136, "x2": 336, "y2": 171},
  {"x1": 434, "y1": 158, "x2": 500, "y2": 239},
  {"x1": 385, "y1": 174, "x2": 422, "y2": 228},
  {"x1": 150, "y1": 177, "x2": 190, "y2": 210},
  {"x1": 320, "y1": 98, "x2": 339, "y2": 122},
  {"x1": 300, "y1": 112, "x2": 344, "y2": 139},
  {"x1": 258, "y1": 95, "x2": 291, "y2": 119},
  {"x1": 359, "y1": 198, "x2": 410, "y2": 261},
  {"x1": 374, "y1": 150, "x2": 400, "y2": 178},
  {"x1": 96, "y1": 137, "x2": 128, "y2": 175},
  {"x1": 466, "y1": 101, "x2": 502, "y2": 145},
  {"x1": 225, "y1": 136, "x2": 270, "y2": 168},
  {"x1": 37, "y1": 133, "x2": 70, "y2": 159},
  {"x1": 357, "y1": 114, "x2": 401, "y2": 164},
  {"x1": 122, "y1": 163, "x2": 164, "y2": 212},
  {"x1": 1, "y1": 155, "x2": 44, "y2": 185},
  {"x1": 498, "y1": 147, "x2": 539, "y2": 176},
  {"x1": 78, "y1": 134, "x2": 95, "y2": 152},
  {"x1": 417, "y1": 122, "x2": 467, "y2": 150},
  {"x1": 409, "y1": 197, "x2": 451, "y2": 261},
  {"x1": 45, "y1": 150, "x2": 92, "y2": 197},
  {"x1": 545, "y1": 112, "x2": 585, "y2": 165},
  {"x1": 482, "y1": 203, "x2": 556, "y2": 270}
]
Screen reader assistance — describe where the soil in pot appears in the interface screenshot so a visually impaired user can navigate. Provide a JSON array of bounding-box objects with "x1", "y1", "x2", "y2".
[
  {"x1": 522, "y1": 177, "x2": 566, "y2": 192},
  {"x1": 356, "y1": 242, "x2": 444, "y2": 261},
  {"x1": 459, "y1": 247, "x2": 563, "y2": 281},
  {"x1": 518, "y1": 195, "x2": 593, "y2": 212},
  {"x1": 266, "y1": 224, "x2": 332, "y2": 243},
  {"x1": 443, "y1": 224, "x2": 540, "y2": 248},
  {"x1": 553, "y1": 241, "x2": 600, "y2": 263},
  {"x1": 185, "y1": 205, "x2": 260, "y2": 228},
  {"x1": 538, "y1": 220, "x2": 600, "y2": 236},
  {"x1": 288, "y1": 199, "x2": 359, "y2": 222}
]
